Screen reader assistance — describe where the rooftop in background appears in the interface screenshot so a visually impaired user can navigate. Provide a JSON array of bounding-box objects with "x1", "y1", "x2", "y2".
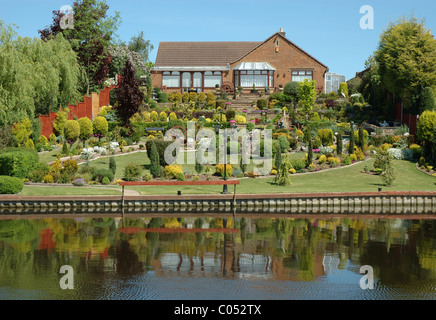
[{"x1": 154, "y1": 41, "x2": 261, "y2": 67}]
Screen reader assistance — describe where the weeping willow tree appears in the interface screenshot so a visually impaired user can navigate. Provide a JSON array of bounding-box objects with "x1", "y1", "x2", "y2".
[{"x1": 0, "y1": 20, "x2": 80, "y2": 127}]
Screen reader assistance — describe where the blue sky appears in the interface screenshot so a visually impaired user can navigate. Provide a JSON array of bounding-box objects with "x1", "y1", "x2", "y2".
[{"x1": 1, "y1": 0, "x2": 435, "y2": 80}]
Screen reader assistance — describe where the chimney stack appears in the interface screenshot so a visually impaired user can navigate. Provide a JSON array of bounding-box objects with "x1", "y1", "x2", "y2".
[{"x1": 279, "y1": 28, "x2": 285, "y2": 37}]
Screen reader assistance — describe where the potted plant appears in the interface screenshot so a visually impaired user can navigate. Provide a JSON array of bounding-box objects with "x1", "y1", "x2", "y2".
[
  {"x1": 251, "y1": 84, "x2": 258, "y2": 94},
  {"x1": 278, "y1": 84, "x2": 283, "y2": 91}
]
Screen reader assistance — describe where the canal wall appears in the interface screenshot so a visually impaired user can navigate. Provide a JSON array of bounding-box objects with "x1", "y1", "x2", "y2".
[{"x1": 1, "y1": 191, "x2": 436, "y2": 215}]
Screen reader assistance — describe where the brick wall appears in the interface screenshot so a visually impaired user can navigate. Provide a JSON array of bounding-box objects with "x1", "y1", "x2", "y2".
[
  {"x1": 228, "y1": 34, "x2": 327, "y2": 92},
  {"x1": 39, "y1": 85, "x2": 115, "y2": 138}
]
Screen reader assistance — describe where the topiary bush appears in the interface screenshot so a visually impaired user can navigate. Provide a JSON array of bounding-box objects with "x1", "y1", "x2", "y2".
[
  {"x1": 158, "y1": 92, "x2": 169, "y2": 103},
  {"x1": 123, "y1": 162, "x2": 143, "y2": 181},
  {"x1": 0, "y1": 176, "x2": 24, "y2": 194},
  {"x1": 146, "y1": 139, "x2": 173, "y2": 167},
  {"x1": 0, "y1": 148, "x2": 39, "y2": 179},
  {"x1": 78, "y1": 117, "x2": 93, "y2": 143},
  {"x1": 257, "y1": 99, "x2": 268, "y2": 109},
  {"x1": 63, "y1": 120, "x2": 80, "y2": 144},
  {"x1": 215, "y1": 164, "x2": 233, "y2": 177},
  {"x1": 317, "y1": 129, "x2": 334, "y2": 146},
  {"x1": 109, "y1": 157, "x2": 117, "y2": 175},
  {"x1": 93, "y1": 169, "x2": 114, "y2": 183},
  {"x1": 61, "y1": 159, "x2": 79, "y2": 176},
  {"x1": 92, "y1": 116, "x2": 109, "y2": 138}
]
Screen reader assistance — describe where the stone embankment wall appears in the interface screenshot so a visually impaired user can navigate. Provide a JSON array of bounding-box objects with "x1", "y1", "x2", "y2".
[{"x1": 1, "y1": 191, "x2": 436, "y2": 215}]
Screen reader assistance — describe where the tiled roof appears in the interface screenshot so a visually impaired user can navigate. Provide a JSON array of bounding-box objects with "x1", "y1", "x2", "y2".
[{"x1": 154, "y1": 41, "x2": 261, "y2": 67}]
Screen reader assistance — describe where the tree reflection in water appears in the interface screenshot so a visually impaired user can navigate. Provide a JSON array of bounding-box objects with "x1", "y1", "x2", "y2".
[{"x1": 0, "y1": 216, "x2": 435, "y2": 299}]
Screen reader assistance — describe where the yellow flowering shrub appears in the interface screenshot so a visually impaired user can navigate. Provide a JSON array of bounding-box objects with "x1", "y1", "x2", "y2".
[
  {"x1": 43, "y1": 174, "x2": 54, "y2": 183},
  {"x1": 318, "y1": 155, "x2": 327, "y2": 164},
  {"x1": 163, "y1": 165, "x2": 184, "y2": 179},
  {"x1": 354, "y1": 148, "x2": 365, "y2": 161},
  {"x1": 235, "y1": 114, "x2": 247, "y2": 124},
  {"x1": 215, "y1": 164, "x2": 233, "y2": 177},
  {"x1": 380, "y1": 143, "x2": 393, "y2": 151}
]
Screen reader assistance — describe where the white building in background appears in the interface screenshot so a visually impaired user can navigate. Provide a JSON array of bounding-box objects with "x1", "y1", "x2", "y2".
[{"x1": 325, "y1": 72, "x2": 346, "y2": 94}]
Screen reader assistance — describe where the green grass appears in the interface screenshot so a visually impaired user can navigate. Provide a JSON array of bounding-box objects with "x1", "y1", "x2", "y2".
[
  {"x1": 129, "y1": 159, "x2": 436, "y2": 195},
  {"x1": 21, "y1": 185, "x2": 121, "y2": 196},
  {"x1": 31, "y1": 145, "x2": 436, "y2": 196}
]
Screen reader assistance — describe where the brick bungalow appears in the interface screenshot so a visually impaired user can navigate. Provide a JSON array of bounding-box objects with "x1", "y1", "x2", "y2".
[{"x1": 151, "y1": 28, "x2": 328, "y2": 94}]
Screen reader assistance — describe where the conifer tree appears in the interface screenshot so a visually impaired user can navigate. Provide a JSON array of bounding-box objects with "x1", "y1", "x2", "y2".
[{"x1": 149, "y1": 140, "x2": 160, "y2": 177}]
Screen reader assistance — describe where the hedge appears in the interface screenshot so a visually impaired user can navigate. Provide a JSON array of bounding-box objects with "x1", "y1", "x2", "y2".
[
  {"x1": 0, "y1": 148, "x2": 39, "y2": 178},
  {"x1": 0, "y1": 175, "x2": 24, "y2": 194}
]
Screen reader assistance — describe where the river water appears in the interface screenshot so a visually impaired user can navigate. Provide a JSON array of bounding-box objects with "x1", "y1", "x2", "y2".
[{"x1": 0, "y1": 215, "x2": 435, "y2": 300}]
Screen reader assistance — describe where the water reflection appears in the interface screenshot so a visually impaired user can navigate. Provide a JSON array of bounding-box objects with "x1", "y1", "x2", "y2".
[{"x1": 0, "y1": 216, "x2": 435, "y2": 300}]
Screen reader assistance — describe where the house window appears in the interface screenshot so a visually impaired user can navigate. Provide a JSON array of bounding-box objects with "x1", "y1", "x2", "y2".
[
  {"x1": 292, "y1": 70, "x2": 313, "y2": 82},
  {"x1": 239, "y1": 70, "x2": 271, "y2": 88},
  {"x1": 162, "y1": 71, "x2": 180, "y2": 88},
  {"x1": 193, "y1": 72, "x2": 202, "y2": 88},
  {"x1": 182, "y1": 72, "x2": 191, "y2": 88},
  {"x1": 204, "y1": 71, "x2": 222, "y2": 87}
]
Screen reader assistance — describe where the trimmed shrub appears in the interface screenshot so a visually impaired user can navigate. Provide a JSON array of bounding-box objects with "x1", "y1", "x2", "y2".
[
  {"x1": 61, "y1": 159, "x2": 79, "y2": 176},
  {"x1": 234, "y1": 114, "x2": 246, "y2": 124},
  {"x1": 0, "y1": 148, "x2": 39, "y2": 179},
  {"x1": 93, "y1": 169, "x2": 114, "y2": 183},
  {"x1": 0, "y1": 176, "x2": 24, "y2": 194},
  {"x1": 150, "y1": 110, "x2": 159, "y2": 121},
  {"x1": 92, "y1": 116, "x2": 108, "y2": 138},
  {"x1": 64, "y1": 120, "x2": 80, "y2": 143},
  {"x1": 257, "y1": 99, "x2": 268, "y2": 109},
  {"x1": 215, "y1": 164, "x2": 233, "y2": 177},
  {"x1": 169, "y1": 112, "x2": 177, "y2": 121},
  {"x1": 182, "y1": 92, "x2": 190, "y2": 103},
  {"x1": 149, "y1": 140, "x2": 161, "y2": 177},
  {"x1": 142, "y1": 172, "x2": 153, "y2": 181},
  {"x1": 163, "y1": 164, "x2": 184, "y2": 179},
  {"x1": 343, "y1": 155, "x2": 352, "y2": 165},
  {"x1": 277, "y1": 135, "x2": 290, "y2": 151},
  {"x1": 216, "y1": 100, "x2": 226, "y2": 109},
  {"x1": 176, "y1": 172, "x2": 186, "y2": 181},
  {"x1": 109, "y1": 157, "x2": 117, "y2": 175},
  {"x1": 43, "y1": 174, "x2": 54, "y2": 184},
  {"x1": 198, "y1": 92, "x2": 206, "y2": 103},
  {"x1": 290, "y1": 159, "x2": 305, "y2": 171},
  {"x1": 189, "y1": 92, "x2": 197, "y2": 102},
  {"x1": 317, "y1": 129, "x2": 334, "y2": 146},
  {"x1": 123, "y1": 162, "x2": 143, "y2": 181},
  {"x1": 101, "y1": 177, "x2": 110, "y2": 185},
  {"x1": 159, "y1": 111, "x2": 168, "y2": 122},
  {"x1": 158, "y1": 92, "x2": 169, "y2": 103},
  {"x1": 146, "y1": 139, "x2": 172, "y2": 167},
  {"x1": 78, "y1": 117, "x2": 93, "y2": 142}
]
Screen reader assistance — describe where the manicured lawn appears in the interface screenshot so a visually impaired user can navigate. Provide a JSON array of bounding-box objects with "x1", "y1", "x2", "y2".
[
  {"x1": 129, "y1": 159, "x2": 436, "y2": 195},
  {"x1": 29, "y1": 147, "x2": 436, "y2": 196},
  {"x1": 21, "y1": 185, "x2": 121, "y2": 196}
]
